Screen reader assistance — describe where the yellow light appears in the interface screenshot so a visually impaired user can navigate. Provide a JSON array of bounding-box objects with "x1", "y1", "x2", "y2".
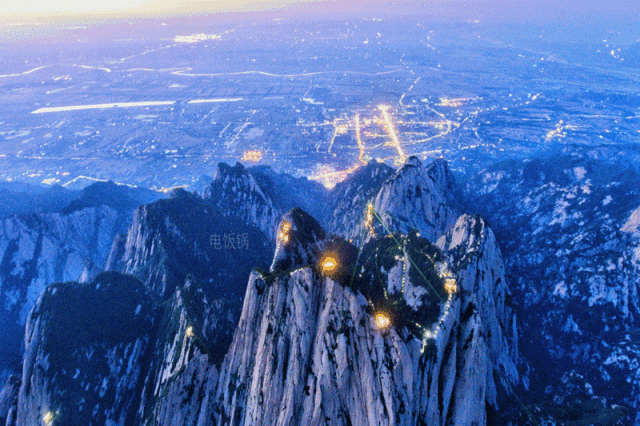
[
  {"x1": 444, "y1": 278, "x2": 457, "y2": 294},
  {"x1": 279, "y1": 221, "x2": 291, "y2": 244},
  {"x1": 242, "y1": 150, "x2": 263, "y2": 162},
  {"x1": 320, "y1": 253, "x2": 338, "y2": 273},
  {"x1": 186, "y1": 326, "x2": 194, "y2": 337},
  {"x1": 309, "y1": 164, "x2": 361, "y2": 189},
  {"x1": 365, "y1": 203, "x2": 376, "y2": 236},
  {"x1": 43, "y1": 411, "x2": 54, "y2": 426},
  {"x1": 355, "y1": 114, "x2": 367, "y2": 165},
  {"x1": 375, "y1": 313, "x2": 391, "y2": 329},
  {"x1": 377, "y1": 105, "x2": 406, "y2": 164}
]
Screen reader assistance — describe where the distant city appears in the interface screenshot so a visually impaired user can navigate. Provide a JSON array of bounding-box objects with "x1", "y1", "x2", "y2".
[{"x1": 0, "y1": 17, "x2": 638, "y2": 190}]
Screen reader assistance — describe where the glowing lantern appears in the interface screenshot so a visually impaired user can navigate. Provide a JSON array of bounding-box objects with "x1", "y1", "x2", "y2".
[
  {"x1": 444, "y1": 278, "x2": 457, "y2": 294},
  {"x1": 321, "y1": 254, "x2": 338, "y2": 273},
  {"x1": 186, "y1": 326, "x2": 194, "y2": 337},
  {"x1": 375, "y1": 313, "x2": 391, "y2": 329}
]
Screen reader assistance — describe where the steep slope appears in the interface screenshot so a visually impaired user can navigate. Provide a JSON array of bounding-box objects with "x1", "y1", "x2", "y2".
[
  {"x1": 465, "y1": 156, "x2": 640, "y2": 423},
  {"x1": 3, "y1": 157, "x2": 524, "y2": 426},
  {"x1": 105, "y1": 188, "x2": 272, "y2": 355},
  {"x1": 0, "y1": 206, "x2": 127, "y2": 384},
  {"x1": 323, "y1": 160, "x2": 395, "y2": 241},
  {"x1": 0, "y1": 182, "x2": 162, "y2": 384},
  {"x1": 203, "y1": 163, "x2": 327, "y2": 239},
  {"x1": 372, "y1": 157, "x2": 460, "y2": 242},
  {"x1": 249, "y1": 165, "x2": 328, "y2": 226},
  {"x1": 214, "y1": 206, "x2": 518, "y2": 426},
  {"x1": 0, "y1": 184, "x2": 78, "y2": 219},
  {"x1": 8, "y1": 273, "x2": 156, "y2": 426},
  {"x1": 325, "y1": 157, "x2": 460, "y2": 245},
  {"x1": 204, "y1": 163, "x2": 281, "y2": 240},
  {"x1": 98, "y1": 166, "x2": 284, "y2": 424},
  {"x1": 2, "y1": 163, "x2": 289, "y2": 426},
  {"x1": 104, "y1": 161, "x2": 324, "y2": 365}
]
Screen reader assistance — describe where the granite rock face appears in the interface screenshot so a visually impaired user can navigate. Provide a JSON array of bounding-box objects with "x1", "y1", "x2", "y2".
[
  {"x1": 0, "y1": 182, "x2": 161, "y2": 387},
  {"x1": 214, "y1": 209, "x2": 518, "y2": 426},
  {"x1": 3, "y1": 158, "x2": 521, "y2": 426},
  {"x1": 371, "y1": 157, "x2": 460, "y2": 242},
  {"x1": 12, "y1": 273, "x2": 155, "y2": 426},
  {"x1": 465, "y1": 156, "x2": 640, "y2": 423}
]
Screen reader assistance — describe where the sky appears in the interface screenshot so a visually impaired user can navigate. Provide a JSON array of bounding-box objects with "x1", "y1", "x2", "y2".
[{"x1": 0, "y1": 0, "x2": 637, "y2": 23}]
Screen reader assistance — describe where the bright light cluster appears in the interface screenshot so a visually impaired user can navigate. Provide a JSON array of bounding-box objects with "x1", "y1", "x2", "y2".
[
  {"x1": 242, "y1": 150, "x2": 263, "y2": 162},
  {"x1": 444, "y1": 278, "x2": 457, "y2": 294},
  {"x1": 278, "y1": 221, "x2": 291, "y2": 244},
  {"x1": 375, "y1": 312, "x2": 391, "y2": 329},
  {"x1": 365, "y1": 203, "x2": 377, "y2": 236},
  {"x1": 320, "y1": 253, "x2": 338, "y2": 273},
  {"x1": 174, "y1": 34, "x2": 222, "y2": 44},
  {"x1": 43, "y1": 411, "x2": 54, "y2": 426},
  {"x1": 378, "y1": 105, "x2": 406, "y2": 165}
]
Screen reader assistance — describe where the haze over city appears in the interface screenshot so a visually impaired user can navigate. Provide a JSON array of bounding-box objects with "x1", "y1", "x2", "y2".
[
  {"x1": 1, "y1": 0, "x2": 637, "y2": 23},
  {"x1": 0, "y1": 0, "x2": 639, "y2": 425}
]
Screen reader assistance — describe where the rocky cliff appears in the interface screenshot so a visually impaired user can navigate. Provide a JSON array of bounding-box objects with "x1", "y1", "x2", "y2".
[
  {"x1": 466, "y1": 155, "x2": 639, "y2": 423},
  {"x1": 214, "y1": 207, "x2": 518, "y2": 426},
  {"x1": 3, "y1": 157, "x2": 522, "y2": 426}
]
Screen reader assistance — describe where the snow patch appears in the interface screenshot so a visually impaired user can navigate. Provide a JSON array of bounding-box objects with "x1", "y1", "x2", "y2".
[
  {"x1": 621, "y1": 205, "x2": 640, "y2": 234},
  {"x1": 553, "y1": 281, "x2": 568, "y2": 298},
  {"x1": 549, "y1": 199, "x2": 570, "y2": 226}
]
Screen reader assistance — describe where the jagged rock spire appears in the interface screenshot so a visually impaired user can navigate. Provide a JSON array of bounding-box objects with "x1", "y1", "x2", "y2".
[{"x1": 270, "y1": 208, "x2": 326, "y2": 272}]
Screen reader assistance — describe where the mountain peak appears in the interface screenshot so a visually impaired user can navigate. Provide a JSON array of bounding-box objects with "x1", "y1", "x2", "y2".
[
  {"x1": 211, "y1": 161, "x2": 246, "y2": 180},
  {"x1": 372, "y1": 157, "x2": 460, "y2": 242},
  {"x1": 403, "y1": 155, "x2": 423, "y2": 168},
  {"x1": 427, "y1": 157, "x2": 455, "y2": 184},
  {"x1": 204, "y1": 161, "x2": 280, "y2": 238},
  {"x1": 270, "y1": 208, "x2": 326, "y2": 272},
  {"x1": 61, "y1": 180, "x2": 161, "y2": 215}
]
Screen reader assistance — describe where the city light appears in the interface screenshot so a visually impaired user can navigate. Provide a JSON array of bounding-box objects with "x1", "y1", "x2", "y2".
[
  {"x1": 242, "y1": 150, "x2": 263, "y2": 162},
  {"x1": 309, "y1": 164, "x2": 360, "y2": 189},
  {"x1": 378, "y1": 105, "x2": 406, "y2": 164},
  {"x1": 355, "y1": 114, "x2": 367, "y2": 164}
]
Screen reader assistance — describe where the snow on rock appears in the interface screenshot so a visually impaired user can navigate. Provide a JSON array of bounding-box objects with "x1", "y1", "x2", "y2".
[
  {"x1": 205, "y1": 162, "x2": 280, "y2": 240},
  {"x1": 621, "y1": 205, "x2": 640, "y2": 234},
  {"x1": 372, "y1": 157, "x2": 460, "y2": 242},
  {"x1": 215, "y1": 209, "x2": 518, "y2": 426}
]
